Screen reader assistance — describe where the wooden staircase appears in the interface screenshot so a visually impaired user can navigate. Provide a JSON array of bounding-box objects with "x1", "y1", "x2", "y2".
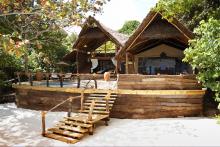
[
  {"x1": 81, "y1": 93, "x2": 117, "y2": 115},
  {"x1": 43, "y1": 92, "x2": 117, "y2": 144}
]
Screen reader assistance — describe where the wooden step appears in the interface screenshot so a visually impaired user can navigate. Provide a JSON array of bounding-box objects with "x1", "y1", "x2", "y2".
[
  {"x1": 64, "y1": 116, "x2": 89, "y2": 124},
  {"x1": 56, "y1": 123, "x2": 88, "y2": 133},
  {"x1": 89, "y1": 94, "x2": 117, "y2": 98},
  {"x1": 84, "y1": 103, "x2": 113, "y2": 107},
  {"x1": 85, "y1": 99, "x2": 115, "y2": 104},
  {"x1": 45, "y1": 133, "x2": 79, "y2": 144},
  {"x1": 90, "y1": 93, "x2": 117, "y2": 95},
  {"x1": 81, "y1": 110, "x2": 109, "y2": 115},
  {"x1": 47, "y1": 127, "x2": 84, "y2": 139},
  {"x1": 87, "y1": 96, "x2": 116, "y2": 101},
  {"x1": 84, "y1": 106, "x2": 112, "y2": 110},
  {"x1": 60, "y1": 120, "x2": 92, "y2": 128}
]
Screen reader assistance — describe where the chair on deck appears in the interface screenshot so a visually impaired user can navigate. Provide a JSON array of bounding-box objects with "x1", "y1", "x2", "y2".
[
  {"x1": 63, "y1": 73, "x2": 73, "y2": 80},
  {"x1": 51, "y1": 73, "x2": 59, "y2": 80}
]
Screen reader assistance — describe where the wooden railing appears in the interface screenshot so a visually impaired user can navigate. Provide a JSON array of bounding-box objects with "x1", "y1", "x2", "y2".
[
  {"x1": 14, "y1": 72, "x2": 98, "y2": 89},
  {"x1": 41, "y1": 95, "x2": 81, "y2": 136},
  {"x1": 40, "y1": 90, "x2": 111, "y2": 136}
]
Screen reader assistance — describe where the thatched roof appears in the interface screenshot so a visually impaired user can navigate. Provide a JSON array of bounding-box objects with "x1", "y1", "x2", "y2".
[
  {"x1": 63, "y1": 16, "x2": 128, "y2": 61},
  {"x1": 116, "y1": 11, "x2": 194, "y2": 59},
  {"x1": 74, "y1": 16, "x2": 129, "y2": 48}
]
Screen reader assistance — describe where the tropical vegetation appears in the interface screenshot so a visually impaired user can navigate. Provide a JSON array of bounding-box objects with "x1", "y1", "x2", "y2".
[{"x1": 155, "y1": 0, "x2": 220, "y2": 105}]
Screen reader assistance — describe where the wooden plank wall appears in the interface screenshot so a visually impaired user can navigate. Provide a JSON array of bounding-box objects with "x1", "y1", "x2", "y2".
[
  {"x1": 112, "y1": 74, "x2": 204, "y2": 118},
  {"x1": 16, "y1": 88, "x2": 81, "y2": 111},
  {"x1": 15, "y1": 74, "x2": 205, "y2": 119},
  {"x1": 117, "y1": 74, "x2": 202, "y2": 90}
]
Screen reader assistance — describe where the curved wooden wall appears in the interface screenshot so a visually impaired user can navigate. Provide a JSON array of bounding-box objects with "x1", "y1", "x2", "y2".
[
  {"x1": 114, "y1": 74, "x2": 205, "y2": 118},
  {"x1": 14, "y1": 74, "x2": 205, "y2": 119}
]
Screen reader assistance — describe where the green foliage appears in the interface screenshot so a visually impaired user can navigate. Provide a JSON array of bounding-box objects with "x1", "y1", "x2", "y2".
[
  {"x1": 156, "y1": 0, "x2": 220, "y2": 108},
  {"x1": 119, "y1": 20, "x2": 140, "y2": 35},
  {"x1": 28, "y1": 29, "x2": 70, "y2": 72},
  {"x1": 0, "y1": 48, "x2": 22, "y2": 70},
  {"x1": 63, "y1": 33, "x2": 78, "y2": 52},
  {"x1": 0, "y1": 70, "x2": 10, "y2": 95},
  {"x1": 96, "y1": 41, "x2": 115, "y2": 53},
  {"x1": 0, "y1": 0, "x2": 107, "y2": 72},
  {"x1": 0, "y1": 70, "x2": 7, "y2": 87},
  {"x1": 155, "y1": 0, "x2": 220, "y2": 30},
  {"x1": 183, "y1": 18, "x2": 220, "y2": 102},
  {"x1": 215, "y1": 115, "x2": 220, "y2": 124}
]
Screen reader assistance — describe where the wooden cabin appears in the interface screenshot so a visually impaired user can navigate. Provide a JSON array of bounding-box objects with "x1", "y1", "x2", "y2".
[
  {"x1": 63, "y1": 16, "x2": 128, "y2": 74},
  {"x1": 116, "y1": 11, "x2": 194, "y2": 75}
]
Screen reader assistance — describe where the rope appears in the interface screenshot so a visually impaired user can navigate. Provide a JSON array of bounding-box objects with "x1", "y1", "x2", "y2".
[{"x1": 46, "y1": 95, "x2": 81, "y2": 114}]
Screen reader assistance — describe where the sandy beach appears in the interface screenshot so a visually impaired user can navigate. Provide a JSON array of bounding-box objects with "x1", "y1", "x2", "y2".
[{"x1": 1, "y1": 103, "x2": 220, "y2": 146}]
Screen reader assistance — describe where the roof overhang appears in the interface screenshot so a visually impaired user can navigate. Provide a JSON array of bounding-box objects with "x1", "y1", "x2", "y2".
[{"x1": 116, "y1": 11, "x2": 194, "y2": 59}]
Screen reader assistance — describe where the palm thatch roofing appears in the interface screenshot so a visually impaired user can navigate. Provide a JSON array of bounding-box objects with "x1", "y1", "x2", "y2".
[
  {"x1": 63, "y1": 16, "x2": 128, "y2": 61},
  {"x1": 116, "y1": 11, "x2": 194, "y2": 59}
]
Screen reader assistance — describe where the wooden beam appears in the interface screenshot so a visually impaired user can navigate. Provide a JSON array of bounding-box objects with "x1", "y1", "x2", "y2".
[
  {"x1": 41, "y1": 111, "x2": 46, "y2": 136},
  {"x1": 125, "y1": 53, "x2": 129, "y2": 74},
  {"x1": 76, "y1": 50, "x2": 79, "y2": 74},
  {"x1": 90, "y1": 57, "x2": 112, "y2": 60},
  {"x1": 13, "y1": 84, "x2": 206, "y2": 96},
  {"x1": 124, "y1": 13, "x2": 158, "y2": 53}
]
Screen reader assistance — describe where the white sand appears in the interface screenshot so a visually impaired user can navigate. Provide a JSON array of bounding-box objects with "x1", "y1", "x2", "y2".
[{"x1": 1, "y1": 103, "x2": 220, "y2": 146}]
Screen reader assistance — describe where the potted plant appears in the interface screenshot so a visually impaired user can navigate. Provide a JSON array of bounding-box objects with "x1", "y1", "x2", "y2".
[{"x1": 35, "y1": 69, "x2": 44, "y2": 81}]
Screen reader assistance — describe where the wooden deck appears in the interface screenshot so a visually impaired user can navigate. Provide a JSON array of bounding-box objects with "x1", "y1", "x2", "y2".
[{"x1": 14, "y1": 74, "x2": 206, "y2": 119}]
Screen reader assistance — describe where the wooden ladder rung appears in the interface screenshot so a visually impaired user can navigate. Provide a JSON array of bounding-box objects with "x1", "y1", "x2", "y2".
[
  {"x1": 60, "y1": 120, "x2": 92, "y2": 128},
  {"x1": 56, "y1": 124, "x2": 88, "y2": 133},
  {"x1": 64, "y1": 115, "x2": 91, "y2": 123},
  {"x1": 84, "y1": 103, "x2": 113, "y2": 107},
  {"x1": 85, "y1": 100, "x2": 115, "y2": 104},
  {"x1": 81, "y1": 110, "x2": 110, "y2": 115},
  {"x1": 89, "y1": 94, "x2": 117, "y2": 97},
  {"x1": 47, "y1": 127, "x2": 84, "y2": 139},
  {"x1": 84, "y1": 106, "x2": 112, "y2": 110},
  {"x1": 87, "y1": 96, "x2": 116, "y2": 100},
  {"x1": 45, "y1": 132, "x2": 79, "y2": 144}
]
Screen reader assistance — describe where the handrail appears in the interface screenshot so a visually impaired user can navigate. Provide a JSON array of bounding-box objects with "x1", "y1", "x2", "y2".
[
  {"x1": 88, "y1": 100, "x2": 95, "y2": 121},
  {"x1": 82, "y1": 74, "x2": 97, "y2": 89},
  {"x1": 80, "y1": 92, "x2": 84, "y2": 112},
  {"x1": 46, "y1": 96, "x2": 81, "y2": 113},
  {"x1": 41, "y1": 95, "x2": 81, "y2": 136},
  {"x1": 14, "y1": 72, "x2": 104, "y2": 88},
  {"x1": 105, "y1": 91, "x2": 111, "y2": 112}
]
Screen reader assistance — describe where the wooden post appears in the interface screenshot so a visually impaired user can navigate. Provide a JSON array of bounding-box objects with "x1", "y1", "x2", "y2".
[
  {"x1": 115, "y1": 59, "x2": 119, "y2": 74},
  {"x1": 88, "y1": 100, "x2": 95, "y2": 121},
  {"x1": 59, "y1": 73, "x2": 63, "y2": 88},
  {"x1": 105, "y1": 92, "x2": 110, "y2": 112},
  {"x1": 104, "y1": 42, "x2": 107, "y2": 57},
  {"x1": 89, "y1": 125, "x2": 94, "y2": 135},
  {"x1": 30, "y1": 72, "x2": 33, "y2": 86},
  {"x1": 115, "y1": 46, "x2": 120, "y2": 74},
  {"x1": 41, "y1": 111, "x2": 46, "y2": 136},
  {"x1": 93, "y1": 74, "x2": 97, "y2": 89},
  {"x1": 80, "y1": 91, "x2": 84, "y2": 112},
  {"x1": 27, "y1": 72, "x2": 33, "y2": 86},
  {"x1": 76, "y1": 49, "x2": 79, "y2": 74},
  {"x1": 77, "y1": 74, "x2": 80, "y2": 88},
  {"x1": 67, "y1": 98, "x2": 73, "y2": 117},
  {"x1": 126, "y1": 53, "x2": 129, "y2": 74},
  {"x1": 105, "y1": 91, "x2": 111, "y2": 126},
  {"x1": 46, "y1": 73, "x2": 49, "y2": 87},
  {"x1": 132, "y1": 55, "x2": 136, "y2": 74}
]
